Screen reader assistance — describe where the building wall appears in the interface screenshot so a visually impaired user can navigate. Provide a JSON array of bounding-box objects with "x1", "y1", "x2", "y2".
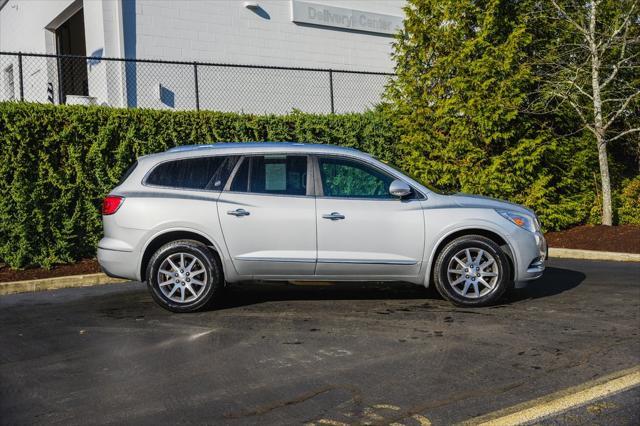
[
  {"x1": 0, "y1": 0, "x2": 73, "y2": 102},
  {"x1": 133, "y1": 0, "x2": 402, "y2": 72},
  {"x1": 127, "y1": 0, "x2": 402, "y2": 112},
  {"x1": 0, "y1": 0, "x2": 122, "y2": 104},
  {"x1": 83, "y1": 0, "x2": 125, "y2": 106},
  {"x1": 0, "y1": 0, "x2": 403, "y2": 112},
  {"x1": 0, "y1": 0, "x2": 75, "y2": 53}
]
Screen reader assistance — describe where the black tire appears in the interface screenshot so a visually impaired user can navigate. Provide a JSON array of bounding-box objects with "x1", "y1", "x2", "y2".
[
  {"x1": 146, "y1": 239, "x2": 223, "y2": 313},
  {"x1": 434, "y1": 235, "x2": 511, "y2": 307}
]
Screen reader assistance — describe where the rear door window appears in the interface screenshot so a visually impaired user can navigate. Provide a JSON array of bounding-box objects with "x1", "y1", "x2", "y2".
[
  {"x1": 145, "y1": 156, "x2": 238, "y2": 191},
  {"x1": 228, "y1": 155, "x2": 308, "y2": 196}
]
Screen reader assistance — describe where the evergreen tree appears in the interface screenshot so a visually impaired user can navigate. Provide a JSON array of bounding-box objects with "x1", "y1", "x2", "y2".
[{"x1": 385, "y1": 0, "x2": 598, "y2": 228}]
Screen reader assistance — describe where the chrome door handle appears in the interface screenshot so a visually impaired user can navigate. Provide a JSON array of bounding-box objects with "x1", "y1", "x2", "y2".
[
  {"x1": 322, "y1": 212, "x2": 345, "y2": 220},
  {"x1": 227, "y1": 208, "x2": 250, "y2": 217}
]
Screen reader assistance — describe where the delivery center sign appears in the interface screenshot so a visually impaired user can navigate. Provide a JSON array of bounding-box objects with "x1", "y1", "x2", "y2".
[{"x1": 291, "y1": 0, "x2": 403, "y2": 36}]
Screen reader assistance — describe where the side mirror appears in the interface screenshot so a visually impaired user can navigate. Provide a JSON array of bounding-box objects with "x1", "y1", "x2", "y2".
[{"x1": 389, "y1": 179, "x2": 412, "y2": 198}]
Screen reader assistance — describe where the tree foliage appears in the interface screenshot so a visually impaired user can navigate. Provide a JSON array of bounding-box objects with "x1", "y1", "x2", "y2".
[
  {"x1": 385, "y1": 0, "x2": 638, "y2": 228},
  {"x1": 531, "y1": 0, "x2": 639, "y2": 225}
]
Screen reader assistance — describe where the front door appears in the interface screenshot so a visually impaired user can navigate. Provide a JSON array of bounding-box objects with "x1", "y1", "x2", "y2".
[
  {"x1": 314, "y1": 155, "x2": 425, "y2": 279},
  {"x1": 217, "y1": 154, "x2": 316, "y2": 276}
]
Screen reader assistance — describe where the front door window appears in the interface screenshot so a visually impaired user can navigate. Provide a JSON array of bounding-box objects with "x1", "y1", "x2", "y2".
[{"x1": 318, "y1": 156, "x2": 395, "y2": 199}]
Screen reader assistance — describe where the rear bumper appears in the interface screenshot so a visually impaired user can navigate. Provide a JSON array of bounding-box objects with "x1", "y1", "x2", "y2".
[{"x1": 97, "y1": 243, "x2": 139, "y2": 282}]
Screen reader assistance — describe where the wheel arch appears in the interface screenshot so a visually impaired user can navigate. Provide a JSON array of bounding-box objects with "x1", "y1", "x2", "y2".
[
  {"x1": 425, "y1": 227, "x2": 516, "y2": 287},
  {"x1": 139, "y1": 228, "x2": 223, "y2": 282}
]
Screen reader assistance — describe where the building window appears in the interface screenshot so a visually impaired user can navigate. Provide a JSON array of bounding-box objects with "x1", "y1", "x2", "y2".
[{"x1": 3, "y1": 64, "x2": 15, "y2": 100}]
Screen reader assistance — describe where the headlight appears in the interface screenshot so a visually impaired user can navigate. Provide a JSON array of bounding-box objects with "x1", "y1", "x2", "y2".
[{"x1": 496, "y1": 209, "x2": 538, "y2": 233}]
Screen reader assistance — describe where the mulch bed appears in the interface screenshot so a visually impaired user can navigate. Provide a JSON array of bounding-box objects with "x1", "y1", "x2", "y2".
[
  {"x1": 1, "y1": 225, "x2": 638, "y2": 283},
  {"x1": 0, "y1": 259, "x2": 101, "y2": 283},
  {"x1": 545, "y1": 224, "x2": 640, "y2": 254}
]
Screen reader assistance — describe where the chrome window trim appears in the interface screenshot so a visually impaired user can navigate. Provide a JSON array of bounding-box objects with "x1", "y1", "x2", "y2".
[
  {"x1": 315, "y1": 196, "x2": 424, "y2": 203},
  {"x1": 235, "y1": 257, "x2": 417, "y2": 265},
  {"x1": 234, "y1": 257, "x2": 316, "y2": 263},
  {"x1": 219, "y1": 191, "x2": 314, "y2": 200},
  {"x1": 317, "y1": 258, "x2": 418, "y2": 265},
  {"x1": 140, "y1": 150, "x2": 427, "y2": 200},
  {"x1": 140, "y1": 184, "x2": 224, "y2": 194},
  {"x1": 118, "y1": 191, "x2": 221, "y2": 202}
]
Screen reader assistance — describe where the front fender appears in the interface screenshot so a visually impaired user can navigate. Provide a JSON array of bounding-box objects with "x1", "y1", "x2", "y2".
[{"x1": 421, "y1": 217, "x2": 519, "y2": 288}]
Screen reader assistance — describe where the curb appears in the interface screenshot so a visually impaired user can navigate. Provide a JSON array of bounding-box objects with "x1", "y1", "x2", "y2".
[
  {"x1": 1, "y1": 248, "x2": 638, "y2": 296},
  {"x1": 0, "y1": 273, "x2": 127, "y2": 296},
  {"x1": 549, "y1": 248, "x2": 640, "y2": 262}
]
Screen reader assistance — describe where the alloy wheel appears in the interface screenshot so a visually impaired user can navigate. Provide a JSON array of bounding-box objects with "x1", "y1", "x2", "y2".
[
  {"x1": 446, "y1": 248, "x2": 500, "y2": 299},
  {"x1": 157, "y1": 252, "x2": 208, "y2": 303}
]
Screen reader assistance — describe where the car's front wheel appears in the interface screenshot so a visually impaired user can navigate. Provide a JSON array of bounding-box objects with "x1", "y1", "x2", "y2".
[
  {"x1": 433, "y1": 235, "x2": 511, "y2": 307},
  {"x1": 146, "y1": 240, "x2": 222, "y2": 313}
]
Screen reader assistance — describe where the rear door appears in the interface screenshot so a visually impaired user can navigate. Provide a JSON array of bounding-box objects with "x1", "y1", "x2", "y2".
[
  {"x1": 217, "y1": 154, "x2": 317, "y2": 276},
  {"x1": 314, "y1": 155, "x2": 425, "y2": 279}
]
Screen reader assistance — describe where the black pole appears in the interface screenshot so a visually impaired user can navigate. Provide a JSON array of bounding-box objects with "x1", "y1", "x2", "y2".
[
  {"x1": 329, "y1": 69, "x2": 335, "y2": 114},
  {"x1": 56, "y1": 55, "x2": 63, "y2": 104},
  {"x1": 193, "y1": 62, "x2": 200, "y2": 111},
  {"x1": 17, "y1": 52, "x2": 24, "y2": 101}
]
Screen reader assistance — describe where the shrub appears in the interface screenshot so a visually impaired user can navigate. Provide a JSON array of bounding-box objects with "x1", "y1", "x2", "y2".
[
  {"x1": 0, "y1": 101, "x2": 629, "y2": 269},
  {"x1": 0, "y1": 102, "x2": 398, "y2": 268},
  {"x1": 618, "y1": 177, "x2": 640, "y2": 225}
]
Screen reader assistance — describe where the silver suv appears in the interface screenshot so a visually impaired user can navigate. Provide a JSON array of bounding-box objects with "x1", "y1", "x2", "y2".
[{"x1": 98, "y1": 143, "x2": 546, "y2": 312}]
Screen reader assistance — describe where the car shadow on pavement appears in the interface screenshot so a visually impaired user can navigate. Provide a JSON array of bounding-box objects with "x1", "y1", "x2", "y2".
[
  {"x1": 215, "y1": 281, "x2": 430, "y2": 310},
  {"x1": 503, "y1": 266, "x2": 586, "y2": 304},
  {"x1": 213, "y1": 266, "x2": 586, "y2": 310}
]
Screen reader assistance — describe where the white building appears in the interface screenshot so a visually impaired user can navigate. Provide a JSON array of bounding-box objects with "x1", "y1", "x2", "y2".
[{"x1": 0, "y1": 0, "x2": 404, "y2": 113}]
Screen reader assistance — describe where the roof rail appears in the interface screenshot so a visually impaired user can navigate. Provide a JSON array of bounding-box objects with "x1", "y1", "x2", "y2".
[{"x1": 166, "y1": 142, "x2": 309, "y2": 153}]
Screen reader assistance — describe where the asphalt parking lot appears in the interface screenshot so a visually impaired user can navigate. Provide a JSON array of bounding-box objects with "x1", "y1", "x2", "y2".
[{"x1": 1, "y1": 258, "x2": 639, "y2": 425}]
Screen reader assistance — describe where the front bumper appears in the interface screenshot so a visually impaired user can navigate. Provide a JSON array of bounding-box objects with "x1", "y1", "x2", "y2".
[{"x1": 513, "y1": 230, "x2": 547, "y2": 282}]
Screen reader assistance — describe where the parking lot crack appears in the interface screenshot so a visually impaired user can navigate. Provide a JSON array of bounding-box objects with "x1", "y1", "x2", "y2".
[{"x1": 223, "y1": 385, "x2": 361, "y2": 419}]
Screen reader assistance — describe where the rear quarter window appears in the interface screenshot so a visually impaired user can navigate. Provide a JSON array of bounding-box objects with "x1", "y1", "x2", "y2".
[{"x1": 145, "y1": 156, "x2": 237, "y2": 191}]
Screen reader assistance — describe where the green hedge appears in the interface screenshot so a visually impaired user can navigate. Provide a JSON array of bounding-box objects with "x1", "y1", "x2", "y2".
[
  {"x1": 0, "y1": 102, "x2": 398, "y2": 268},
  {"x1": 0, "y1": 102, "x2": 635, "y2": 269}
]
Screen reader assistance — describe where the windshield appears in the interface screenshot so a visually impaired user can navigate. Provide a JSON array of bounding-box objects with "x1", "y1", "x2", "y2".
[{"x1": 381, "y1": 160, "x2": 452, "y2": 195}]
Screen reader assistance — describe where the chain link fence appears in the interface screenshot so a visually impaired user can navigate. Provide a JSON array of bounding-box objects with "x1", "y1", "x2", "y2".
[{"x1": 0, "y1": 52, "x2": 392, "y2": 114}]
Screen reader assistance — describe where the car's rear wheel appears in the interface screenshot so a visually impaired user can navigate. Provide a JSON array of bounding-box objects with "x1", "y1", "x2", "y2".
[
  {"x1": 434, "y1": 235, "x2": 511, "y2": 307},
  {"x1": 146, "y1": 240, "x2": 222, "y2": 313}
]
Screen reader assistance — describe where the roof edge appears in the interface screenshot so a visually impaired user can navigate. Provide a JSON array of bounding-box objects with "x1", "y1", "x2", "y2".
[{"x1": 166, "y1": 142, "x2": 310, "y2": 153}]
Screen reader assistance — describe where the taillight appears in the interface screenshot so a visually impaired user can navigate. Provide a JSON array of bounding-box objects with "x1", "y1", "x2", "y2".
[{"x1": 102, "y1": 195, "x2": 124, "y2": 215}]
